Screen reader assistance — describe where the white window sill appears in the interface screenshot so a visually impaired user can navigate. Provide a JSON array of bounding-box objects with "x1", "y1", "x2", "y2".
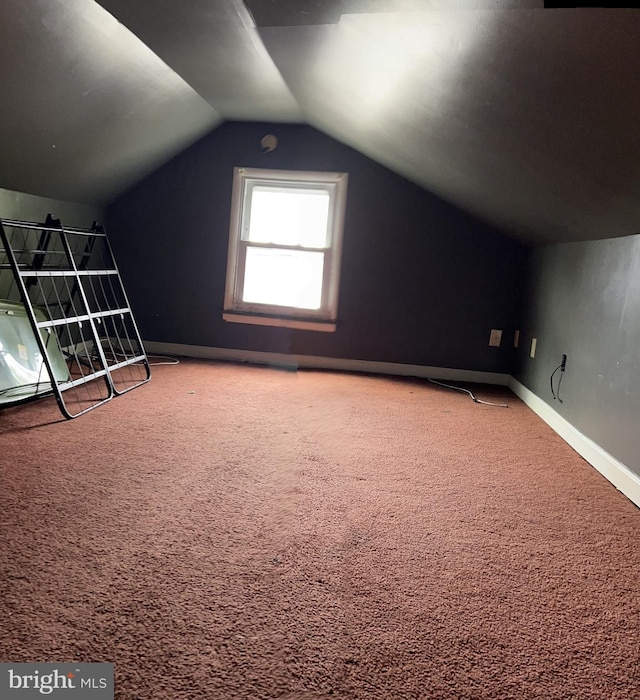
[{"x1": 223, "y1": 312, "x2": 336, "y2": 333}]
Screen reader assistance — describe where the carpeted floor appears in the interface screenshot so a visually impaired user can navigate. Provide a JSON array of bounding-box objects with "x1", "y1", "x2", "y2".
[{"x1": 1, "y1": 359, "x2": 638, "y2": 699}]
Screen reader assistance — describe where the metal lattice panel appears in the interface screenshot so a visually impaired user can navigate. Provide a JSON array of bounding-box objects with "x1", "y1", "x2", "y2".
[{"x1": 0, "y1": 215, "x2": 150, "y2": 418}]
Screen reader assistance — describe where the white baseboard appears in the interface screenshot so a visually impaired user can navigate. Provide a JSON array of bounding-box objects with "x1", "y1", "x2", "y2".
[
  {"x1": 143, "y1": 341, "x2": 510, "y2": 386},
  {"x1": 509, "y1": 378, "x2": 640, "y2": 508}
]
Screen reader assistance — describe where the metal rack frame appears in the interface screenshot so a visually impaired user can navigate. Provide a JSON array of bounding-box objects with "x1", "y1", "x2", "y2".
[{"x1": 0, "y1": 215, "x2": 150, "y2": 418}]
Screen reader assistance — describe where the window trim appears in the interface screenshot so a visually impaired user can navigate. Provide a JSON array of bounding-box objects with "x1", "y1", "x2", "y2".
[{"x1": 223, "y1": 167, "x2": 348, "y2": 331}]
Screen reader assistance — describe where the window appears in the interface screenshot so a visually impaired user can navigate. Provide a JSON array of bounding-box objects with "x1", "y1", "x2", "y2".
[{"x1": 223, "y1": 167, "x2": 348, "y2": 332}]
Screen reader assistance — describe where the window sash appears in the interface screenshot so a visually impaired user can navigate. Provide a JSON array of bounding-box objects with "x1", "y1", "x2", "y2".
[
  {"x1": 241, "y1": 182, "x2": 336, "y2": 249},
  {"x1": 234, "y1": 242, "x2": 333, "y2": 318}
]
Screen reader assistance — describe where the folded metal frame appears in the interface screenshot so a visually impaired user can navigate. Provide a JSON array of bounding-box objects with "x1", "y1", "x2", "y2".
[{"x1": 0, "y1": 215, "x2": 150, "y2": 419}]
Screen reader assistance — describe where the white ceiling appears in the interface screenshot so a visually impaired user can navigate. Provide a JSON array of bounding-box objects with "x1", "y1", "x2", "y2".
[{"x1": 1, "y1": 0, "x2": 639, "y2": 245}]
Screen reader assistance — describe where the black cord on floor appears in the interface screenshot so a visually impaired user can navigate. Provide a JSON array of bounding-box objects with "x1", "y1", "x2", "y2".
[{"x1": 428, "y1": 379, "x2": 509, "y2": 408}]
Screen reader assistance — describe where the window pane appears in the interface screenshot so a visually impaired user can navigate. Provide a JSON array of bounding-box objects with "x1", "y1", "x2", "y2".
[
  {"x1": 245, "y1": 188, "x2": 330, "y2": 248},
  {"x1": 242, "y1": 247, "x2": 324, "y2": 310}
]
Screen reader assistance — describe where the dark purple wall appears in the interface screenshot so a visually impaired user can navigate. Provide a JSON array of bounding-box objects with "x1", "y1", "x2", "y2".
[{"x1": 107, "y1": 122, "x2": 527, "y2": 373}]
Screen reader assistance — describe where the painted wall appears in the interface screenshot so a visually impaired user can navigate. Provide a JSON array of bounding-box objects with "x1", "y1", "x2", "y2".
[
  {"x1": 0, "y1": 188, "x2": 102, "y2": 228},
  {"x1": 107, "y1": 122, "x2": 527, "y2": 373},
  {"x1": 0, "y1": 187, "x2": 103, "y2": 300},
  {"x1": 515, "y1": 234, "x2": 640, "y2": 478}
]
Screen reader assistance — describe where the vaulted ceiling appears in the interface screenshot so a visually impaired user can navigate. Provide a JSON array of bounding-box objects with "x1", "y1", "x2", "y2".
[{"x1": 1, "y1": 0, "x2": 639, "y2": 245}]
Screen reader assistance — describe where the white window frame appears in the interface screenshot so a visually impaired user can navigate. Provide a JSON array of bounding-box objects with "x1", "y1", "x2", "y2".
[{"x1": 223, "y1": 167, "x2": 348, "y2": 332}]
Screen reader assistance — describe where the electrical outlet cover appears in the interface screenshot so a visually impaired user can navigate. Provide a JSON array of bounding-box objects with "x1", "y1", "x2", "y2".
[
  {"x1": 489, "y1": 329, "x2": 503, "y2": 347},
  {"x1": 530, "y1": 337, "x2": 537, "y2": 358}
]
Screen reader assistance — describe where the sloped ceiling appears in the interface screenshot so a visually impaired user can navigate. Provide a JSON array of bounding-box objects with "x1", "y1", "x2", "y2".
[
  {"x1": 258, "y1": 8, "x2": 640, "y2": 244},
  {"x1": 1, "y1": 0, "x2": 639, "y2": 245},
  {"x1": 0, "y1": 0, "x2": 221, "y2": 205}
]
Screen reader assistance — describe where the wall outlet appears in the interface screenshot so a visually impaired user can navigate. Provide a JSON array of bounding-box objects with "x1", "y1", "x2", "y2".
[
  {"x1": 489, "y1": 329, "x2": 503, "y2": 347},
  {"x1": 514, "y1": 329, "x2": 520, "y2": 348},
  {"x1": 530, "y1": 337, "x2": 537, "y2": 358}
]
